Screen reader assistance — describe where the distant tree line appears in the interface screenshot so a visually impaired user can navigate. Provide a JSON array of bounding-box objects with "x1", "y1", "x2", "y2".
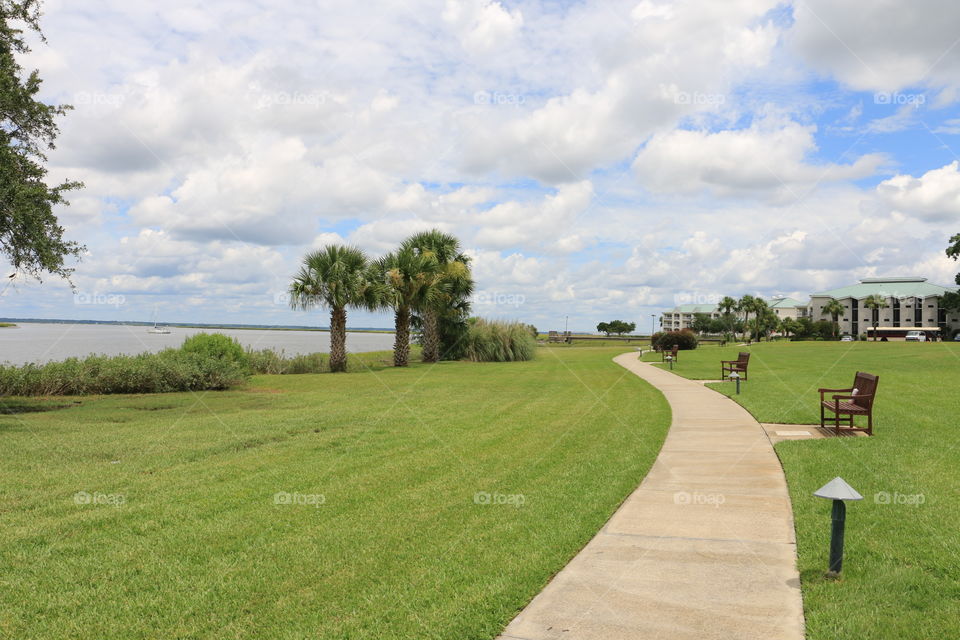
[{"x1": 596, "y1": 320, "x2": 636, "y2": 336}]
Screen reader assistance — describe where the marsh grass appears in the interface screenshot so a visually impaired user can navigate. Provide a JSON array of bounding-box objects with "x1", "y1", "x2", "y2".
[{"x1": 464, "y1": 319, "x2": 537, "y2": 362}]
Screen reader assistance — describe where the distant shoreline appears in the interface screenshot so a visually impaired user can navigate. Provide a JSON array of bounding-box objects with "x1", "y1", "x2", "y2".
[{"x1": 0, "y1": 318, "x2": 394, "y2": 334}]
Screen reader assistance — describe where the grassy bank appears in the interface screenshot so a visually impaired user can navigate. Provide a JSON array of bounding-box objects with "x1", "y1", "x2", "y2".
[
  {"x1": 647, "y1": 341, "x2": 960, "y2": 639},
  {"x1": 0, "y1": 346, "x2": 669, "y2": 639}
]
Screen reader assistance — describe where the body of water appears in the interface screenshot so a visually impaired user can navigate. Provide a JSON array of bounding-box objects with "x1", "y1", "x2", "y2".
[{"x1": 0, "y1": 323, "x2": 396, "y2": 364}]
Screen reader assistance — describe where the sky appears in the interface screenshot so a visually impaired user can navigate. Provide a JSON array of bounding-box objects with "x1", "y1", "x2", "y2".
[{"x1": 5, "y1": 0, "x2": 960, "y2": 331}]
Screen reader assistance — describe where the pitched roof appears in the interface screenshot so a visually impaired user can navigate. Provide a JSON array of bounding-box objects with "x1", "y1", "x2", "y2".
[
  {"x1": 768, "y1": 297, "x2": 805, "y2": 308},
  {"x1": 811, "y1": 277, "x2": 954, "y2": 300},
  {"x1": 669, "y1": 304, "x2": 718, "y2": 313}
]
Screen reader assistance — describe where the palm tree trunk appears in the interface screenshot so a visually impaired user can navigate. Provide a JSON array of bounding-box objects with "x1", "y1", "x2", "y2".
[
  {"x1": 422, "y1": 309, "x2": 440, "y2": 363},
  {"x1": 329, "y1": 307, "x2": 348, "y2": 372},
  {"x1": 393, "y1": 306, "x2": 410, "y2": 367}
]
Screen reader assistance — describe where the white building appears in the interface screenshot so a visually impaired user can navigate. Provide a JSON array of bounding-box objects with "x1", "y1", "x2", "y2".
[
  {"x1": 660, "y1": 297, "x2": 807, "y2": 332},
  {"x1": 659, "y1": 278, "x2": 960, "y2": 338},
  {"x1": 807, "y1": 276, "x2": 959, "y2": 338}
]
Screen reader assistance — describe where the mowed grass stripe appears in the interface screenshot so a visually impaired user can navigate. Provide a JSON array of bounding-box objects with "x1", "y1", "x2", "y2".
[{"x1": 1, "y1": 346, "x2": 669, "y2": 639}]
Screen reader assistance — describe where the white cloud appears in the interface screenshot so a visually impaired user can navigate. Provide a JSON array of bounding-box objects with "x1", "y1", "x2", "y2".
[
  {"x1": 877, "y1": 161, "x2": 960, "y2": 221},
  {"x1": 632, "y1": 118, "x2": 885, "y2": 201},
  {"x1": 2, "y1": 0, "x2": 954, "y2": 331},
  {"x1": 788, "y1": 0, "x2": 960, "y2": 95}
]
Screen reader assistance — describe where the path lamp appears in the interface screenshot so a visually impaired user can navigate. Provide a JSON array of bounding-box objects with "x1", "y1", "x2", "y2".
[
  {"x1": 813, "y1": 477, "x2": 863, "y2": 578},
  {"x1": 666, "y1": 355, "x2": 674, "y2": 370},
  {"x1": 728, "y1": 371, "x2": 740, "y2": 394}
]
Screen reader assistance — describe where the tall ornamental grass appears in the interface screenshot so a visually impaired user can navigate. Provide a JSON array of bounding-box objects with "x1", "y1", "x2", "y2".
[
  {"x1": 463, "y1": 319, "x2": 536, "y2": 362},
  {"x1": 0, "y1": 350, "x2": 249, "y2": 396}
]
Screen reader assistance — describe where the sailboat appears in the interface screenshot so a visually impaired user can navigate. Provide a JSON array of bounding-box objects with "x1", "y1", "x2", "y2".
[{"x1": 147, "y1": 307, "x2": 171, "y2": 334}]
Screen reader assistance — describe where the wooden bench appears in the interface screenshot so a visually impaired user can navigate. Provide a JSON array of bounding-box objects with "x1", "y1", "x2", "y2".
[
  {"x1": 661, "y1": 344, "x2": 679, "y2": 362},
  {"x1": 721, "y1": 352, "x2": 750, "y2": 380},
  {"x1": 819, "y1": 372, "x2": 879, "y2": 436}
]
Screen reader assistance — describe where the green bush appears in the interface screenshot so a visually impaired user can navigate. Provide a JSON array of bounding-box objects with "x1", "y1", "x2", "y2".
[
  {"x1": 462, "y1": 319, "x2": 536, "y2": 362},
  {"x1": 181, "y1": 333, "x2": 249, "y2": 368},
  {"x1": 651, "y1": 329, "x2": 698, "y2": 351},
  {"x1": 246, "y1": 349, "x2": 329, "y2": 375},
  {"x1": 0, "y1": 349, "x2": 249, "y2": 396}
]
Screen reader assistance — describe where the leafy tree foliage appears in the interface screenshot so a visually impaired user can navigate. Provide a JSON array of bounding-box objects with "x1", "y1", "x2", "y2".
[
  {"x1": 597, "y1": 320, "x2": 635, "y2": 335},
  {"x1": 1, "y1": 1, "x2": 83, "y2": 280},
  {"x1": 944, "y1": 233, "x2": 960, "y2": 311}
]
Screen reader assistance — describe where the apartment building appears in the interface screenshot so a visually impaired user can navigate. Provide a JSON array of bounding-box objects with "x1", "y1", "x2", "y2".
[{"x1": 807, "y1": 277, "x2": 959, "y2": 338}]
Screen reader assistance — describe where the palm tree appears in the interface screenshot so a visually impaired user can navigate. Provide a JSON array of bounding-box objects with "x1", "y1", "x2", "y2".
[
  {"x1": 737, "y1": 294, "x2": 757, "y2": 341},
  {"x1": 402, "y1": 230, "x2": 473, "y2": 363},
  {"x1": 289, "y1": 245, "x2": 380, "y2": 372},
  {"x1": 863, "y1": 294, "x2": 889, "y2": 341},
  {"x1": 376, "y1": 247, "x2": 439, "y2": 367},
  {"x1": 718, "y1": 296, "x2": 738, "y2": 332},
  {"x1": 752, "y1": 299, "x2": 771, "y2": 341},
  {"x1": 821, "y1": 299, "x2": 846, "y2": 339},
  {"x1": 780, "y1": 316, "x2": 796, "y2": 338}
]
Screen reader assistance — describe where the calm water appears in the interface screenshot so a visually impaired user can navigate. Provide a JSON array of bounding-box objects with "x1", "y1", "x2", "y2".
[{"x1": 0, "y1": 323, "x2": 396, "y2": 364}]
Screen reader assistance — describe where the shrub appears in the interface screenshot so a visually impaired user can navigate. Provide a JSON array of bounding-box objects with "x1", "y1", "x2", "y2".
[
  {"x1": 246, "y1": 349, "x2": 329, "y2": 375},
  {"x1": 181, "y1": 333, "x2": 249, "y2": 368},
  {"x1": 652, "y1": 329, "x2": 698, "y2": 351},
  {"x1": 0, "y1": 349, "x2": 250, "y2": 396},
  {"x1": 462, "y1": 318, "x2": 536, "y2": 362}
]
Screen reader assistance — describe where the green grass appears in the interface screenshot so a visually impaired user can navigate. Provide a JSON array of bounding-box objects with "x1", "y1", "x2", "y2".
[
  {"x1": 647, "y1": 341, "x2": 960, "y2": 639},
  {"x1": 0, "y1": 346, "x2": 669, "y2": 639}
]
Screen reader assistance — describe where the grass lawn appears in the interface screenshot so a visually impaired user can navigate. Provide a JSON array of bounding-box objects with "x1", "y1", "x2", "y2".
[
  {"x1": 0, "y1": 347, "x2": 669, "y2": 639},
  {"x1": 647, "y1": 340, "x2": 960, "y2": 639}
]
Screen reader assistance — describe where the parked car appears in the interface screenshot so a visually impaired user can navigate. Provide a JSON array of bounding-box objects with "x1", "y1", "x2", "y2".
[
  {"x1": 905, "y1": 330, "x2": 927, "y2": 342},
  {"x1": 840, "y1": 335, "x2": 854, "y2": 342},
  {"x1": 954, "y1": 334, "x2": 960, "y2": 341}
]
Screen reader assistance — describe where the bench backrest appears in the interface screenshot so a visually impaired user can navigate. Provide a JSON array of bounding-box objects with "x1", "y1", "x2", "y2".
[
  {"x1": 670, "y1": 345, "x2": 679, "y2": 356},
  {"x1": 852, "y1": 372, "x2": 879, "y2": 409},
  {"x1": 737, "y1": 352, "x2": 750, "y2": 365}
]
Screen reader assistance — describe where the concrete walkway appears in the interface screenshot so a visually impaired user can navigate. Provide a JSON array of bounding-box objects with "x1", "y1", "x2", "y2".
[{"x1": 497, "y1": 354, "x2": 804, "y2": 640}]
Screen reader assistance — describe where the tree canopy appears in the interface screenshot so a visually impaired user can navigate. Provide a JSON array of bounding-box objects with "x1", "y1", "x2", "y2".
[
  {"x1": 597, "y1": 320, "x2": 635, "y2": 336},
  {"x1": 1, "y1": 0, "x2": 83, "y2": 280}
]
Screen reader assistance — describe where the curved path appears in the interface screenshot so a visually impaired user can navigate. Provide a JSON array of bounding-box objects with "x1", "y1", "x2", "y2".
[{"x1": 497, "y1": 353, "x2": 804, "y2": 640}]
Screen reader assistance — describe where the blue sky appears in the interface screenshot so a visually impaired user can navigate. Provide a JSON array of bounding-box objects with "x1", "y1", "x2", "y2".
[{"x1": 4, "y1": 0, "x2": 960, "y2": 331}]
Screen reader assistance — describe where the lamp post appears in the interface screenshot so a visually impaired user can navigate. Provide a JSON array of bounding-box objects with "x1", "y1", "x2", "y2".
[
  {"x1": 813, "y1": 477, "x2": 863, "y2": 578},
  {"x1": 666, "y1": 355, "x2": 674, "y2": 370},
  {"x1": 728, "y1": 371, "x2": 740, "y2": 394}
]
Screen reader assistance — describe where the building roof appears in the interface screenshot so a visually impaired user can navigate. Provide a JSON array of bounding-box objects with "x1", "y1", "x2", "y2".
[
  {"x1": 768, "y1": 297, "x2": 805, "y2": 308},
  {"x1": 811, "y1": 277, "x2": 954, "y2": 300},
  {"x1": 670, "y1": 304, "x2": 718, "y2": 313}
]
